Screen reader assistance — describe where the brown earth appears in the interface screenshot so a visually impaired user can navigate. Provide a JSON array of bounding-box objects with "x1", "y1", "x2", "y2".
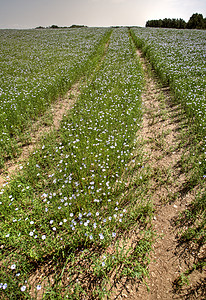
[
  {"x1": 109, "y1": 49, "x2": 205, "y2": 299},
  {"x1": 26, "y1": 47, "x2": 205, "y2": 300},
  {"x1": 0, "y1": 82, "x2": 80, "y2": 189},
  {"x1": 1, "y1": 39, "x2": 205, "y2": 299},
  {"x1": 0, "y1": 39, "x2": 111, "y2": 190}
]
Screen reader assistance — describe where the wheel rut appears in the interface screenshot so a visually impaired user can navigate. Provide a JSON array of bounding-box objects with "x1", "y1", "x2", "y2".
[
  {"x1": 0, "y1": 37, "x2": 112, "y2": 190},
  {"x1": 111, "y1": 48, "x2": 205, "y2": 299},
  {"x1": 0, "y1": 82, "x2": 80, "y2": 188}
]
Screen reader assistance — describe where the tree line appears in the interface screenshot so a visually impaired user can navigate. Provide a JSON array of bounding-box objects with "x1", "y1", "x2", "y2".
[
  {"x1": 146, "y1": 13, "x2": 206, "y2": 29},
  {"x1": 35, "y1": 24, "x2": 88, "y2": 29}
]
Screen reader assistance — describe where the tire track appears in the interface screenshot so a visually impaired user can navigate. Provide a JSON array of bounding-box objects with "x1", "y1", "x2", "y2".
[
  {"x1": 0, "y1": 36, "x2": 112, "y2": 189},
  {"x1": 111, "y1": 47, "x2": 205, "y2": 299}
]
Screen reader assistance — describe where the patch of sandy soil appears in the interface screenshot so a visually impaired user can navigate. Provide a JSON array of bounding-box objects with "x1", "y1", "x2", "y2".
[
  {"x1": 0, "y1": 82, "x2": 80, "y2": 188},
  {"x1": 109, "y1": 49, "x2": 205, "y2": 299}
]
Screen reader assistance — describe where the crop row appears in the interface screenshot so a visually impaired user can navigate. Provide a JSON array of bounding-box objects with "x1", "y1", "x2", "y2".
[
  {"x1": 130, "y1": 27, "x2": 206, "y2": 282},
  {"x1": 0, "y1": 28, "x2": 148, "y2": 299},
  {"x1": 131, "y1": 27, "x2": 206, "y2": 178},
  {"x1": 0, "y1": 28, "x2": 111, "y2": 167}
]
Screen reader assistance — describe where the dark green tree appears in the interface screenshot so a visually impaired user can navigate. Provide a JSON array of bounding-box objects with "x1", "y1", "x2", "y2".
[
  {"x1": 50, "y1": 25, "x2": 59, "y2": 29},
  {"x1": 204, "y1": 18, "x2": 206, "y2": 29},
  {"x1": 146, "y1": 18, "x2": 186, "y2": 29},
  {"x1": 186, "y1": 13, "x2": 205, "y2": 29}
]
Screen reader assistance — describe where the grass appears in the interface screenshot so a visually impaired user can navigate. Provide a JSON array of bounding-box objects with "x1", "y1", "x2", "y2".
[
  {"x1": 0, "y1": 28, "x2": 154, "y2": 299},
  {"x1": 0, "y1": 26, "x2": 205, "y2": 299},
  {"x1": 130, "y1": 26, "x2": 206, "y2": 291},
  {"x1": 0, "y1": 28, "x2": 112, "y2": 168}
]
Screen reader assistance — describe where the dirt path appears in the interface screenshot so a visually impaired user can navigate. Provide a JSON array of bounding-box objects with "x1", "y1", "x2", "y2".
[
  {"x1": 0, "y1": 37, "x2": 112, "y2": 189},
  {"x1": 0, "y1": 82, "x2": 80, "y2": 188},
  {"x1": 0, "y1": 34, "x2": 113, "y2": 190},
  {"x1": 111, "y1": 49, "x2": 205, "y2": 299}
]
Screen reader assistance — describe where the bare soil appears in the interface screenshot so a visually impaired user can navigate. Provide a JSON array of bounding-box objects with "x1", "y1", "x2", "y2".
[
  {"x1": 0, "y1": 38, "x2": 111, "y2": 190},
  {"x1": 109, "y1": 50, "x2": 205, "y2": 299},
  {"x1": 0, "y1": 82, "x2": 80, "y2": 188},
  {"x1": 1, "y1": 41, "x2": 205, "y2": 299}
]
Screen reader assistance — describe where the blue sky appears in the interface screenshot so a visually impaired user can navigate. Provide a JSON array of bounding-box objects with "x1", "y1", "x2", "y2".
[{"x1": 0, "y1": 0, "x2": 205, "y2": 28}]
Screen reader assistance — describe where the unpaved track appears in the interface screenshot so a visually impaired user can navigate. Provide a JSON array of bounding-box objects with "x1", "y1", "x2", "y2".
[
  {"x1": 111, "y1": 49, "x2": 205, "y2": 299},
  {"x1": 1, "y1": 34, "x2": 205, "y2": 299},
  {"x1": 0, "y1": 82, "x2": 80, "y2": 188},
  {"x1": 0, "y1": 36, "x2": 112, "y2": 189}
]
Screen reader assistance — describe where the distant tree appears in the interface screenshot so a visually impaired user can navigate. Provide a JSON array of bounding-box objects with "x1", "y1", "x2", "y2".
[
  {"x1": 177, "y1": 18, "x2": 186, "y2": 29},
  {"x1": 50, "y1": 25, "x2": 59, "y2": 29},
  {"x1": 69, "y1": 24, "x2": 87, "y2": 28},
  {"x1": 186, "y1": 13, "x2": 205, "y2": 29},
  {"x1": 146, "y1": 18, "x2": 186, "y2": 29},
  {"x1": 146, "y1": 19, "x2": 162, "y2": 27},
  {"x1": 35, "y1": 26, "x2": 45, "y2": 29},
  {"x1": 145, "y1": 14, "x2": 206, "y2": 29}
]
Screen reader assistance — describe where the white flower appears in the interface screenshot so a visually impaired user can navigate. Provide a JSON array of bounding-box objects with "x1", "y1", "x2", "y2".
[
  {"x1": 99, "y1": 233, "x2": 104, "y2": 240},
  {"x1": 11, "y1": 264, "x2": 16, "y2": 270},
  {"x1": 3, "y1": 283, "x2": 7, "y2": 289},
  {"x1": 21, "y1": 286, "x2": 26, "y2": 292},
  {"x1": 42, "y1": 235, "x2": 46, "y2": 240},
  {"x1": 36, "y1": 284, "x2": 41, "y2": 290}
]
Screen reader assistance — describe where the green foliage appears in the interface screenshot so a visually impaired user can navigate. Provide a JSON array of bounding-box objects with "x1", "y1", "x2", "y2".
[
  {"x1": 146, "y1": 13, "x2": 206, "y2": 29},
  {"x1": 131, "y1": 26, "x2": 206, "y2": 291},
  {"x1": 131, "y1": 28, "x2": 206, "y2": 178},
  {"x1": 0, "y1": 27, "x2": 111, "y2": 167},
  {"x1": 186, "y1": 13, "x2": 205, "y2": 29},
  {"x1": 0, "y1": 28, "x2": 152, "y2": 299},
  {"x1": 146, "y1": 18, "x2": 186, "y2": 29}
]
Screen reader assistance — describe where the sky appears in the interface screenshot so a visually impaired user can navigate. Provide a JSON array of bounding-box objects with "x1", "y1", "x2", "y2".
[{"x1": 0, "y1": 0, "x2": 205, "y2": 29}]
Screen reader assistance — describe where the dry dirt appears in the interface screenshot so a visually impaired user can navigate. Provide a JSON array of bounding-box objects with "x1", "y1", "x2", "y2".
[
  {"x1": 109, "y1": 50, "x2": 205, "y2": 299},
  {"x1": 0, "y1": 38, "x2": 111, "y2": 190},
  {"x1": 0, "y1": 82, "x2": 80, "y2": 188},
  {"x1": 1, "y1": 41, "x2": 205, "y2": 299}
]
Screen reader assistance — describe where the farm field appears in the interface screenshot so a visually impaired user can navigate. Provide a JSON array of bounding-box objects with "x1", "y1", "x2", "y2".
[
  {"x1": 0, "y1": 28, "x2": 111, "y2": 168},
  {"x1": 0, "y1": 27, "x2": 205, "y2": 299},
  {"x1": 131, "y1": 27, "x2": 206, "y2": 152}
]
